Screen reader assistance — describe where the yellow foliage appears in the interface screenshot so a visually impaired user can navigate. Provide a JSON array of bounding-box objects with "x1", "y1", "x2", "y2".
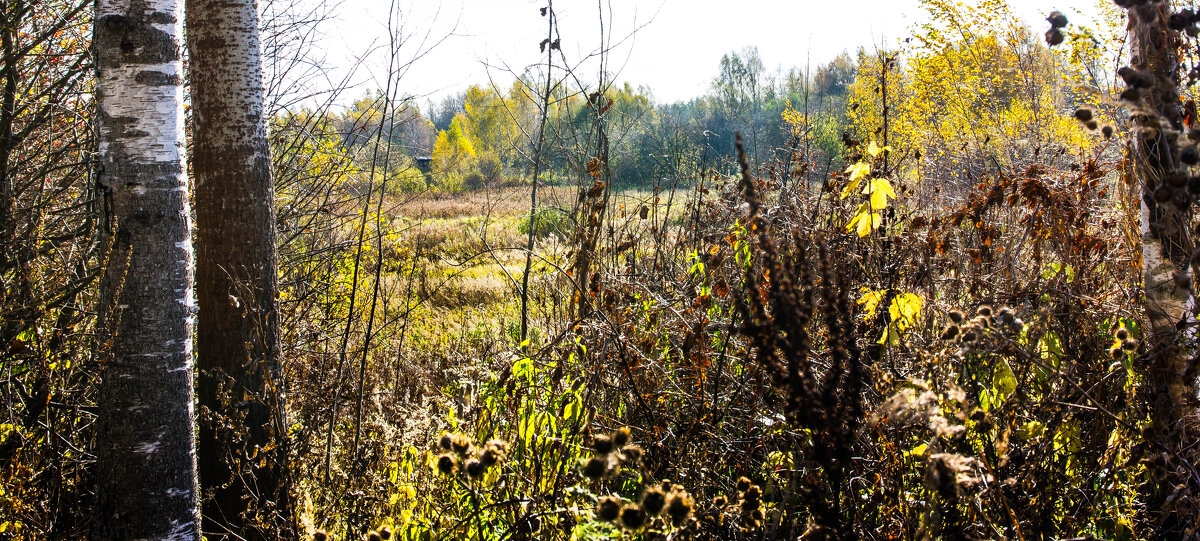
[{"x1": 846, "y1": 0, "x2": 1097, "y2": 179}]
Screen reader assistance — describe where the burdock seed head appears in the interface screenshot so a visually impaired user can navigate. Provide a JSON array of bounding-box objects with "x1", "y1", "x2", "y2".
[
  {"x1": 465, "y1": 458, "x2": 485, "y2": 479},
  {"x1": 1116, "y1": 327, "x2": 1129, "y2": 341},
  {"x1": 313, "y1": 530, "x2": 328, "y2": 541},
  {"x1": 620, "y1": 503, "x2": 647, "y2": 530},
  {"x1": 666, "y1": 491, "x2": 695, "y2": 523},
  {"x1": 450, "y1": 433, "x2": 472, "y2": 455},
  {"x1": 1046, "y1": 28, "x2": 1064, "y2": 46},
  {"x1": 1074, "y1": 107, "x2": 1093, "y2": 122},
  {"x1": 436, "y1": 454, "x2": 458, "y2": 475},
  {"x1": 583, "y1": 456, "x2": 610, "y2": 479},
  {"x1": 596, "y1": 495, "x2": 622, "y2": 522},
  {"x1": 977, "y1": 305, "x2": 993, "y2": 318},
  {"x1": 949, "y1": 310, "x2": 966, "y2": 324},
  {"x1": 941, "y1": 324, "x2": 961, "y2": 341},
  {"x1": 1047, "y1": 10, "x2": 1068, "y2": 28},
  {"x1": 621, "y1": 444, "x2": 644, "y2": 463},
  {"x1": 613, "y1": 426, "x2": 632, "y2": 447},
  {"x1": 438, "y1": 432, "x2": 453, "y2": 450},
  {"x1": 592, "y1": 434, "x2": 615, "y2": 455},
  {"x1": 641, "y1": 486, "x2": 667, "y2": 515}
]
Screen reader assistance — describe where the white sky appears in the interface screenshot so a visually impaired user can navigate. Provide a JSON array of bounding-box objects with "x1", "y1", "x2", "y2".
[{"x1": 307, "y1": 0, "x2": 1110, "y2": 107}]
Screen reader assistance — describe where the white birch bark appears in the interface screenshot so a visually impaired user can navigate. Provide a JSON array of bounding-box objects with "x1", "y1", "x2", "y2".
[{"x1": 93, "y1": 0, "x2": 200, "y2": 537}]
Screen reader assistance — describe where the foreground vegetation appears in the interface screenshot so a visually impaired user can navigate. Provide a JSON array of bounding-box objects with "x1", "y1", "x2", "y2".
[{"x1": 7, "y1": 0, "x2": 1200, "y2": 539}]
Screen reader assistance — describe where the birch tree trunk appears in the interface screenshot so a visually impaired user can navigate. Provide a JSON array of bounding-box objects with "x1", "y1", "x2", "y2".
[
  {"x1": 1128, "y1": 0, "x2": 1200, "y2": 533},
  {"x1": 93, "y1": 0, "x2": 201, "y2": 537},
  {"x1": 186, "y1": 0, "x2": 291, "y2": 537}
]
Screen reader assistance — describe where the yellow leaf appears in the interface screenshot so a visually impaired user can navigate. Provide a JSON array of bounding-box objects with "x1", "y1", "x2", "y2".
[
  {"x1": 865, "y1": 178, "x2": 897, "y2": 210},
  {"x1": 888, "y1": 292, "x2": 924, "y2": 329},
  {"x1": 842, "y1": 162, "x2": 871, "y2": 199},
  {"x1": 866, "y1": 140, "x2": 893, "y2": 158},
  {"x1": 847, "y1": 202, "x2": 882, "y2": 237},
  {"x1": 857, "y1": 288, "x2": 886, "y2": 319}
]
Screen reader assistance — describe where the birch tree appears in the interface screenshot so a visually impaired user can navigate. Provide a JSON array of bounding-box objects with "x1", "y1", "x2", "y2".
[
  {"x1": 186, "y1": 0, "x2": 291, "y2": 536},
  {"x1": 92, "y1": 0, "x2": 201, "y2": 537}
]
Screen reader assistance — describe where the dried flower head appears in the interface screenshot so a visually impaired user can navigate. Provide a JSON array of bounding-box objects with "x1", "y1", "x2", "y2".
[
  {"x1": 666, "y1": 491, "x2": 695, "y2": 523},
  {"x1": 977, "y1": 305, "x2": 993, "y2": 318},
  {"x1": 378, "y1": 527, "x2": 392, "y2": 540},
  {"x1": 940, "y1": 324, "x2": 961, "y2": 341},
  {"x1": 480, "y1": 439, "x2": 508, "y2": 467},
  {"x1": 621, "y1": 444, "x2": 644, "y2": 463},
  {"x1": 438, "y1": 432, "x2": 453, "y2": 451},
  {"x1": 592, "y1": 434, "x2": 615, "y2": 455},
  {"x1": 613, "y1": 426, "x2": 632, "y2": 447},
  {"x1": 465, "y1": 458, "x2": 485, "y2": 479},
  {"x1": 450, "y1": 433, "x2": 472, "y2": 455},
  {"x1": 1116, "y1": 327, "x2": 1130, "y2": 341},
  {"x1": 596, "y1": 496, "x2": 622, "y2": 522},
  {"x1": 313, "y1": 530, "x2": 328, "y2": 541},
  {"x1": 620, "y1": 503, "x2": 647, "y2": 530},
  {"x1": 368, "y1": 531, "x2": 382, "y2": 541},
  {"x1": 641, "y1": 487, "x2": 667, "y2": 515},
  {"x1": 583, "y1": 456, "x2": 610, "y2": 479},
  {"x1": 436, "y1": 454, "x2": 458, "y2": 475},
  {"x1": 736, "y1": 476, "x2": 752, "y2": 493},
  {"x1": 948, "y1": 310, "x2": 966, "y2": 324},
  {"x1": 1047, "y1": 10, "x2": 1068, "y2": 28},
  {"x1": 713, "y1": 495, "x2": 728, "y2": 508}
]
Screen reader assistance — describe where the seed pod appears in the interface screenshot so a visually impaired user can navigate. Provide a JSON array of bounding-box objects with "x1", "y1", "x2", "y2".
[
  {"x1": 465, "y1": 458, "x2": 485, "y2": 479},
  {"x1": 613, "y1": 426, "x2": 632, "y2": 447},
  {"x1": 1045, "y1": 28, "x2": 1064, "y2": 46},
  {"x1": 666, "y1": 491, "x2": 695, "y2": 523},
  {"x1": 596, "y1": 496, "x2": 622, "y2": 522},
  {"x1": 593, "y1": 434, "x2": 615, "y2": 455},
  {"x1": 949, "y1": 310, "x2": 966, "y2": 324},
  {"x1": 1102, "y1": 125, "x2": 1115, "y2": 139},
  {"x1": 1047, "y1": 10, "x2": 1068, "y2": 28},
  {"x1": 620, "y1": 504, "x2": 647, "y2": 530},
  {"x1": 641, "y1": 487, "x2": 667, "y2": 515},
  {"x1": 1155, "y1": 186, "x2": 1173, "y2": 203},
  {"x1": 1074, "y1": 108, "x2": 1093, "y2": 122},
  {"x1": 583, "y1": 456, "x2": 610, "y2": 479},
  {"x1": 1116, "y1": 327, "x2": 1130, "y2": 340},
  {"x1": 977, "y1": 305, "x2": 993, "y2": 318},
  {"x1": 436, "y1": 454, "x2": 458, "y2": 475},
  {"x1": 941, "y1": 324, "x2": 961, "y2": 341},
  {"x1": 1183, "y1": 146, "x2": 1200, "y2": 165},
  {"x1": 736, "y1": 476, "x2": 752, "y2": 493}
]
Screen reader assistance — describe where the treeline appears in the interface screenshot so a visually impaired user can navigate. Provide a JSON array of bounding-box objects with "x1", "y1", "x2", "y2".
[{"x1": 279, "y1": 47, "x2": 856, "y2": 192}]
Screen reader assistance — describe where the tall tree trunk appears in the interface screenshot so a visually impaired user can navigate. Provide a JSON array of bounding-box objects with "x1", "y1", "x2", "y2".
[
  {"x1": 93, "y1": 0, "x2": 201, "y2": 537},
  {"x1": 1128, "y1": 0, "x2": 1200, "y2": 534},
  {"x1": 186, "y1": 0, "x2": 291, "y2": 537}
]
